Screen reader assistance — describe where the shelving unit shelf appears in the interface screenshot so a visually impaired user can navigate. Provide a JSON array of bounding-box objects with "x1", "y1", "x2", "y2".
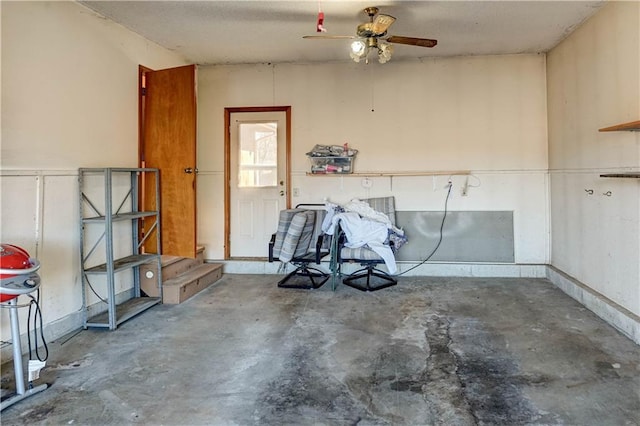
[
  {"x1": 84, "y1": 254, "x2": 161, "y2": 274},
  {"x1": 79, "y1": 168, "x2": 162, "y2": 330},
  {"x1": 82, "y1": 211, "x2": 159, "y2": 223}
]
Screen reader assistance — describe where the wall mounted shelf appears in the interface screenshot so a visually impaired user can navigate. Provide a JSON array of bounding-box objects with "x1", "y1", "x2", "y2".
[
  {"x1": 598, "y1": 120, "x2": 640, "y2": 132},
  {"x1": 599, "y1": 173, "x2": 640, "y2": 179},
  {"x1": 305, "y1": 170, "x2": 470, "y2": 177}
]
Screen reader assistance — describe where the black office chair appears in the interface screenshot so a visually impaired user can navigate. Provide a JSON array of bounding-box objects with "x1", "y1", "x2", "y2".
[
  {"x1": 336, "y1": 197, "x2": 399, "y2": 292},
  {"x1": 269, "y1": 205, "x2": 331, "y2": 289}
]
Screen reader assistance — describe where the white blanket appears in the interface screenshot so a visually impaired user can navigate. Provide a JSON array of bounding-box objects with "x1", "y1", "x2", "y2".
[
  {"x1": 343, "y1": 199, "x2": 403, "y2": 235},
  {"x1": 325, "y1": 211, "x2": 398, "y2": 275}
]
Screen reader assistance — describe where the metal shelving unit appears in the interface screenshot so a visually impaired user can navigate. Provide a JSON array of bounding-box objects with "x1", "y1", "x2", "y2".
[{"x1": 79, "y1": 168, "x2": 162, "y2": 330}]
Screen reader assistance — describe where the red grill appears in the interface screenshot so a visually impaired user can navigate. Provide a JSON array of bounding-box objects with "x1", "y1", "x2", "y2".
[{"x1": 0, "y1": 244, "x2": 41, "y2": 302}]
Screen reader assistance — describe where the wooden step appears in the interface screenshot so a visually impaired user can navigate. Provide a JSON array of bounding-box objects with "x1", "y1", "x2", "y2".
[
  {"x1": 161, "y1": 255, "x2": 202, "y2": 280},
  {"x1": 140, "y1": 246, "x2": 207, "y2": 297},
  {"x1": 162, "y1": 263, "x2": 223, "y2": 304}
]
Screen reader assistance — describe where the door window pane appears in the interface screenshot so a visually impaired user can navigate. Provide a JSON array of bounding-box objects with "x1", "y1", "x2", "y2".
[{"x1": 238, "y1": 122, "x2": 277, "y2": 187}]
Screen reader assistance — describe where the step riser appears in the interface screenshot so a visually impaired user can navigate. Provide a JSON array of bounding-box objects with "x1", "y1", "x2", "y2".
[{"x1": 162, "y1": 256, "x2": 203, "y2": 280}]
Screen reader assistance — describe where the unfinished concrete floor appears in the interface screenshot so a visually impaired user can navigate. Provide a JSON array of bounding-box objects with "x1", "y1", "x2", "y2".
[{"x1": 1, "y1": 275, "x2": 639, "y2": 425}]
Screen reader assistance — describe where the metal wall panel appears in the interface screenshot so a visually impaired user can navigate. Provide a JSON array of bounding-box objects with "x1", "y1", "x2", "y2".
[{"x1": 395, "y1": 211, "x2": 514, "y2": 263}]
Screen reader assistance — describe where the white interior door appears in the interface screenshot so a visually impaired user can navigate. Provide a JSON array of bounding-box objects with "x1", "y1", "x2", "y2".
[{"x1": 230, "y1": 111, "x2": 287, "y2": 257}]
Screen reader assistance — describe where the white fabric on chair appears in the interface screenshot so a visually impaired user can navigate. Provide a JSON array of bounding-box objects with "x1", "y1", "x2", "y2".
[
  {"x1": 327, "y1": 211, "x2": 398, "y2": 274},
  {"x1": 344, "y1": 199, "x2": 402, "y2": 234}
]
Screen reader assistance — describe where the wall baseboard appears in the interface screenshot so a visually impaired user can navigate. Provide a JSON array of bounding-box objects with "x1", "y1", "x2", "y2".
[
  {"x1": 218, "y1": 260, "x2": 548, "y2": 278},
  {"x1": 546, "y1": 265, "x2": 640, "y2": 345}
]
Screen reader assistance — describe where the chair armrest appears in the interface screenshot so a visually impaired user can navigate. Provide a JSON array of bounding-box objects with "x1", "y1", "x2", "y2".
[{"x1": 268, "y1": 233, "x2": 276, "y2": 262}]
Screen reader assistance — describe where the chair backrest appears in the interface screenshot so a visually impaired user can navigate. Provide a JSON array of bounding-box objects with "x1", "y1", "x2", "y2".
[
  {"x1": 272, "y1": 209, "x2": 316, "y2": 263},
  {"x1": 272, "y1": 208, "x2": 304, "y2": 258},
  {"x1": 291, "y1": 204, "x2": 331, "y2": 253},
  {"x1": 362, "y1": 196, "x2": 396, "y2": 226}
]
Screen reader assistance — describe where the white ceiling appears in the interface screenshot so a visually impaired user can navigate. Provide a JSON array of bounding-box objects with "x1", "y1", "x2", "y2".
[{"x1": 79, "y1": 1, "x2": 606, "y2": 65}]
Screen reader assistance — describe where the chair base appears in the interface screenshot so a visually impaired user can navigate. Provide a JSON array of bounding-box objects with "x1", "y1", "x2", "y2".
[
  {"x1": 342, "y1": 266, "x2": 397, "y2": 292},
  {"x1": 278, "y1": 264, "x2": 330, "y2": 289}
]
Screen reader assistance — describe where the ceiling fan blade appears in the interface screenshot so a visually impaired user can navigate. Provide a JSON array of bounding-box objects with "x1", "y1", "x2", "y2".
[
  {"x1": 303, "y1": 35, "x2": 355, "y2": 40},
  {"x1": 371, "y1": 14, "x2": 396, "y2": 34},
  {"x1": 387, "y1": 36, "x2": 437, "y2": 48}
]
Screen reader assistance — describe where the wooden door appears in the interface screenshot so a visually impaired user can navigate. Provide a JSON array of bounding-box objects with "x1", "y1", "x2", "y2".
[{"x1": 141, "y1": 64, "x2": 197, "y2": 258}]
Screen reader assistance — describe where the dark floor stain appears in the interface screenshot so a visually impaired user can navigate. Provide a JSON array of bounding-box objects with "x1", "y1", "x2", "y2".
[
  {"x1": 18, "y1": 405, "x2": 55, "y2": 423},
  {"x1": 389, "y1": 379, "x2": 423, "y2": 393},
  {"x1": 344, "y1": 340, "x2": 435, "y2": 424},
  {"x1": 256, "y1": 345, "x2": 374, "y2": 425},
  {"x1": 422, "y1": 314, "x2": 476, "y2": 424},
  {"x1": 456, "y1": 358, "x2": 539, "y2": 424},
  {"x1": 447, "y1": 317, "x2": 557, "y2": 425},
  {"x1": 346, "y1": 375, "x2": 404, "y2": 424}
]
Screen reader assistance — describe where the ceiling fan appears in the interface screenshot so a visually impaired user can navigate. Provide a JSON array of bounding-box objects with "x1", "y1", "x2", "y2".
[{"x1": 303, "y1": 6, "x2": 437, "y2": 64}]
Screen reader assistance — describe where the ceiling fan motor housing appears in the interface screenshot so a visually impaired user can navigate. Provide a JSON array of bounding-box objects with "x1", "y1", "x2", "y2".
[{"x1": 357, "y1": 23, "x2": 386, "y2": 38}]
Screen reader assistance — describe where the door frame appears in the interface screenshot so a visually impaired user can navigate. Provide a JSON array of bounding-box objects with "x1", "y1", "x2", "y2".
[
  {"x1": 224, "y1": 106, "x2": 292, "y2": 259},
  {"x1": 138, "y1": 65, "x2": 153, "y2": 166},
  {"x1": 138, "y1": 65, "x2": 153, "y2": 250}
]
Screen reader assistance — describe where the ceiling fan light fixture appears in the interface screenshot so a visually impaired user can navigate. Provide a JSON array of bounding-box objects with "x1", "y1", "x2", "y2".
[
  {"x1": 377, "y1": 41, "x2": 393, "y2": 63},
  {"x1": 350, "y1": 51, "x2": 363, "y2": 62},
  {"x1": 350, "y1": 39, "x2": 367, "y2": 54},
  {"x1": 349, "y1": 38, "x2": 393, "y2": 64},
  {"x1": 350, "y1": 39, "x2": 368, "y2": 62}
]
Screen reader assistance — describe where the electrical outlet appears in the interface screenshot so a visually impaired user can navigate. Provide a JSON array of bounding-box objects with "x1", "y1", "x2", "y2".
[{"x1": 293, "y1": 188, "x2": 300, "y2": 197}]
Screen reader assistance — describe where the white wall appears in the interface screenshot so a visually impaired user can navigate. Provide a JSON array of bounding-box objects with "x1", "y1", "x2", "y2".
[
  {"x1": 197, "y1": 55, "x2": 550, "y2": 264},
  {"x1": 0, "y1": 1, "x2": 186, "y2": 343},
  {"x1": 547, "y1": 1, "x2": 640, "y2": 316}
]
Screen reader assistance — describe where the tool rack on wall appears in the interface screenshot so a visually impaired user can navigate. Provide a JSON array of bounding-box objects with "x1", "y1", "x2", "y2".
[{"x1": 78, "y1": 168, "x2": 162, "y2": 330}]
